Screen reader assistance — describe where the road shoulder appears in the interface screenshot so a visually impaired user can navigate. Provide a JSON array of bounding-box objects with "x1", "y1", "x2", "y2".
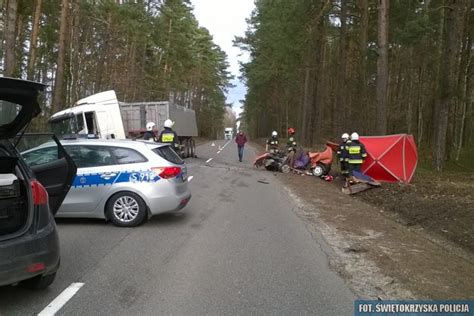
[
  {"x1": 278, "y1": 172, "x2": 474, "y2": 299},
  {"x1": 249, "y1": 140, "x2": 473, "y2": 300}
]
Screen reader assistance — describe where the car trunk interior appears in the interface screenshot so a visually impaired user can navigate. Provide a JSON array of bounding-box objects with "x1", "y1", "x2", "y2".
[{"x1": 0, "y1": 145, "x2": 29, "y2": 237}]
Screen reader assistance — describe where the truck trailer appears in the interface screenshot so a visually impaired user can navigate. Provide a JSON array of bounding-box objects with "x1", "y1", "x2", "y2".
[{"x1": 49, "y1": 90, "x2": 198, "y2": 158}]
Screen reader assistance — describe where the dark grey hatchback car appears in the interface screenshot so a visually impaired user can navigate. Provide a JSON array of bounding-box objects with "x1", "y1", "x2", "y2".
[{"x1": 0, "y1": 78, "x2": 76, "y2": 289}]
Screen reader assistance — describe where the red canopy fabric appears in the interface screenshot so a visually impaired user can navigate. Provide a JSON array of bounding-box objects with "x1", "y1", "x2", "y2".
[{"x1": 359, "y1": 134, "x2": 418, "y2": 183}]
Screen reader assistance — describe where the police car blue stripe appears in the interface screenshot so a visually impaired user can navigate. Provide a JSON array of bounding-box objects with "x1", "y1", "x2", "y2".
[{"x1": 72, "y1": 171, "x2": 161, "y2": 188}]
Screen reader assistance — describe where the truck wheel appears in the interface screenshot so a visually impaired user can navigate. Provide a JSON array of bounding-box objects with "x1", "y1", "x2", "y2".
[
  {"x1": 191, "y1": 139, "x2": 196, "y2": 158},
  {"x1": 179, "y1": 140, "x2": 188, "y2": 159},
  {"x1": 186, "y1": 139, "x2": 191, "y2": 158},
  {"x1": 181, "y1": 140, "x2": 187, "y2": 158}
]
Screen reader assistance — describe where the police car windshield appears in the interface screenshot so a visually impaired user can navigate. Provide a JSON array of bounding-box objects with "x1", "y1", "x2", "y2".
[{"x1": 152, "y1": 146, "x2": 184, "y2": 165}]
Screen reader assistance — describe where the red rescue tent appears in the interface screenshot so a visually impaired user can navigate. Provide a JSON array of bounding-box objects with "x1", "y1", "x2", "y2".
[{"x1": 359, "y1": 134, "x2": 418, "y2": 184}]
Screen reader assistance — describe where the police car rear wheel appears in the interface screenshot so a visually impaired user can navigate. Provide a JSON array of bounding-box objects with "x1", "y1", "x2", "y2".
[{"x1": 107, "y1": 192, "x2": 147, "y2": 227}]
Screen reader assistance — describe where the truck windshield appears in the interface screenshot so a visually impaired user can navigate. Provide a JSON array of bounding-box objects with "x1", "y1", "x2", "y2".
[{"x1": 50, "y1": 117, "x2": 76, "y2": 135}]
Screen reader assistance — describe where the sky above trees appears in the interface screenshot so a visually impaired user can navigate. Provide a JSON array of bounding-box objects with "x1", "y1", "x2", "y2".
[{"x1": 191, "y1": 0, "x2": 255, "y2": 117}]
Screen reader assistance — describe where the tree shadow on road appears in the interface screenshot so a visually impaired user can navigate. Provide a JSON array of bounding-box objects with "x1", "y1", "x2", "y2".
[
  {"x1": 55, "y1": 218, "x2": 105, "y2": 226},
  {"x1": 145, "y1": 212, "x2": 189, "y2": 227}
]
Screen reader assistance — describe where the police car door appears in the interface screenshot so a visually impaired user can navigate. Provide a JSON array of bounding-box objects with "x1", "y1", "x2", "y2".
[
  {"x1": 59, "y1": 145, "x2": 118, "y2": 215},
  {"x1": 108, "y1": 146, "x2": 150, "y2": 189}
]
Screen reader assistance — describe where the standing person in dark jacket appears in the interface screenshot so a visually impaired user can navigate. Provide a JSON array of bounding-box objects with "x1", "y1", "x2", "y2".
[
  {"x1": 266, "y1": 131, "x2": 280, "y2": 153},
  {"x1": 345, "y1": 132, "x2": 367, "y2": 176},
  {"x1": 159, "y1": 119, "x2": 180, "y2": 152},
  {"x1": 235, "y1": 130, "x2": 247, "y2": 162},
  {"x1": 286, "y1": 127, "x2": 297, "y2": 167},
  {"x1": 143, "y1": 122, "x2": 158, "y2": 141},
  {"x1": 336, "y1": 133, "x2": 350, "y2": 177}
]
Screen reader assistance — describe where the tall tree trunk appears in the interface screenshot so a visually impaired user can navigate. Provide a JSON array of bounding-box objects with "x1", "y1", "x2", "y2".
[
  {"x1": 28, "y1": 0, "x2": 42, "y2": 80},
  {"x1": 95, "y1": 11, "x2": 112, "y2": 93},
  {"x1": 358, "y1": 0, "x2": 369, "y2": 133},
  {"x1": 162, "y1": 17, "x2": 173, "y2": 99},
  {"x1": 406, "y1": 49, "x2": 414, "y2": 134},
  {"x1": 312, "y1": 17, "x2": 327, "y2": 143},
  {"x1": 432, "y1": 0, "x2": 465, "y2": 171},
  {"x1": 416, "y1": 66, "x2": 425, "y2": 147},
  {"x1": 376, "y1": 0, "x2": 389, "y2": 135},
  {"x1": 301, "y1": 38, "x2": 313, "y2": 146},
  {"x1": 14, "y1": 8, "x2": 24, "y2": 76},
  {"x1": 335, "y1": 0, "x2": 347, "y2": 135},
  {"x1": 0, "y1": 0, "x2": 5, "y2": 63},
  {"x1": 455, "y1": 1, "x2": 472, "y2": 160},
  {"x1": 52, "y1": 0, "x2": 70, "y2": 114},
  {"x1": 69, "y1": 0, "x2": 80, "y2": 103},
  {"x1": 4, "y1": 0, "x2": 18, "y2": 76},
  {"x1": 455, "y1": 57, "x2": 470, "y2": 161}
]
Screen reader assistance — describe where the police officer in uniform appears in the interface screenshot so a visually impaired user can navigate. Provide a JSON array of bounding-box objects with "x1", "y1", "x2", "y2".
[
  {"x1": 143, "y1": 122, "x2": 158, "y2": 141},
  {"x1": 266, "y1": 131, "x2": 280, "y2": 153},
  {"x1": 337, "y1": 133, "x2": 350, "y2": 177},
  {"x1": 159, "y1": 119, "x2": 179, "y2": 152},
  {"x1": 345, "y1": 132, "x2": 367, "y2": 176}
]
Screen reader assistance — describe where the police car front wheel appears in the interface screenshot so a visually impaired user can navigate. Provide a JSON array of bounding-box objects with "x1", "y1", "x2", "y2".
[{"x1": 106, "y1": 192, "x2": 147, "y2": 227}]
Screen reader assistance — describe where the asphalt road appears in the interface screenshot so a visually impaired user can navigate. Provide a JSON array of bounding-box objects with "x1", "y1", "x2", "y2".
[{"x1": 0, "y1": 140, "x2": 355, "y2": 315}]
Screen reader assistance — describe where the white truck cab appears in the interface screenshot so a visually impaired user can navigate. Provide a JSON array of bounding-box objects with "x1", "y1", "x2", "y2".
[
  {"x1": 49, "y1": 90, "x2": 199, "y2": 158},
  {"x1": 224, "y1": 128, "x2": 233, "y2": 140},
  {"x1": 49, "y1": 91, "x2": 126, "y2": 139}
]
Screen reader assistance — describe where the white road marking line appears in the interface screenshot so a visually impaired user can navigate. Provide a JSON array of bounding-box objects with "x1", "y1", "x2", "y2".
[
  {"x1": 203, "y1": 140, "x2": 231, "y2": 166},
  {"x1": 38, "y1": 282, "x2": 84, "y2": 316},
  {"x1": 221, "y1": 140, "x2": 231, "y2": 150}
]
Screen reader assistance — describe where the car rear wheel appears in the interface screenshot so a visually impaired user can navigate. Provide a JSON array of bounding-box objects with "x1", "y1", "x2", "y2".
[
  {"x1": 280, "y1": 164, "x2": 291, "y2": 173},
  {"x1": 20, "y1": 272, "x2": 56, "y2": 290},
  {"x1": 312, "y1": 164, "x2": 325, "y2": 177},
  {"x1": 106, "y1": 192, "x2": 147, "y2": 227}
]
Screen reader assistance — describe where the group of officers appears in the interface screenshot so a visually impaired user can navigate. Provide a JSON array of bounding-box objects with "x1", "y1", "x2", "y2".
[
  {"x1": 336, "y1": 132, "x2": 367, "y2": 177},
  {"x1": 144, "y1": 120, "x2": 368, "y2": 177},
  {"x1": 143, "y1": 119, "x2": 179, "y2": 151},
  {"x1": 265, "y1": 128, "x2": 367, "y2": 177}
]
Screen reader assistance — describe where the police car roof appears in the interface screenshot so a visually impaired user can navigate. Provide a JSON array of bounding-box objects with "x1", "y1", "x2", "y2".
[{"x1": 25, "y1": 138, "x2": 170, "y2": 151}]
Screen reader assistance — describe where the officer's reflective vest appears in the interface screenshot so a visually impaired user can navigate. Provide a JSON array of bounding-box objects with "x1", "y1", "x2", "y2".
[
  {"x1": 345, "y1": 140, "x2": 367, "y2": 164},
  {"x1": 159, "y1": 128, "x2": 178, "y2": 147},
  {"x1": 268, "y1": 138, "x2": 279, "y2": 149},
  {"x1": 287, "y1": 136, "x2": 297, "y2": 151},
  {"x1": 161, "y1": 133, "x2": 175, "y2": 143}
]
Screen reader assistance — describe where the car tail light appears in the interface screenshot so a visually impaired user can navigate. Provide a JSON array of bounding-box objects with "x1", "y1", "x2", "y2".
[
  {"x1": 31, "y1": 180, "x2": 48, "y2": 205},
  {"x1": 180, "y1": 197, "x2": 190, "y2": 206},
  {"x1": 27, "y1": 262, "x2": 45, "y2": 273},
  {"x1": 151, "y1": 167, "x2": 181, "y2": 179}
]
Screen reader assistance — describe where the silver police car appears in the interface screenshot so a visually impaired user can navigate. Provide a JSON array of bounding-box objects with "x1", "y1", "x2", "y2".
[{"x1": 22, "y1": 139, "x2": 191, "y2": 227}]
